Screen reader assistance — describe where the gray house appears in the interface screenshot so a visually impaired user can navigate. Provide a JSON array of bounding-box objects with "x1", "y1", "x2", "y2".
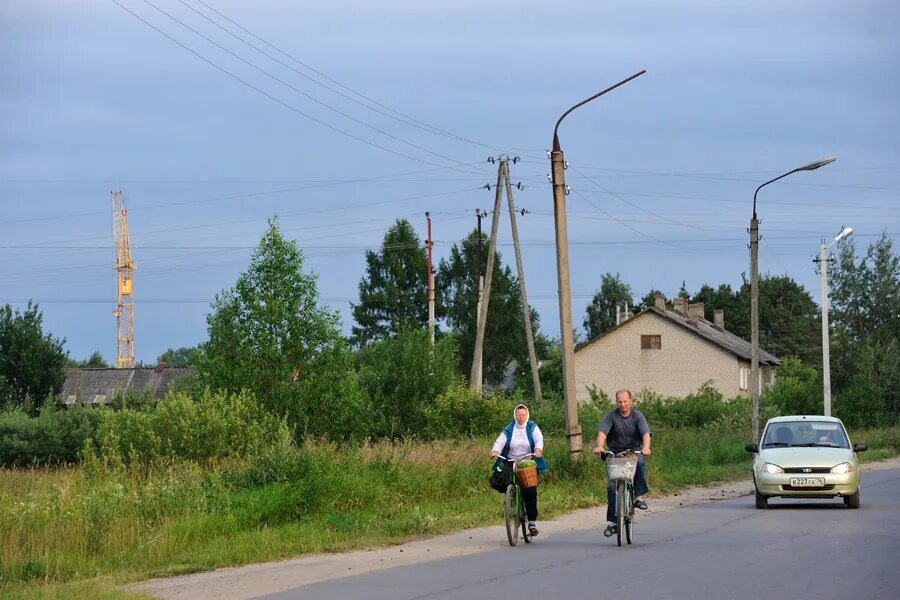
[
  {"x1": 60, "y1": 365, "x2": 194, "y2": 405},
  {"x1": 573, "y1": 296, "x2": 781, "y2": 402}
]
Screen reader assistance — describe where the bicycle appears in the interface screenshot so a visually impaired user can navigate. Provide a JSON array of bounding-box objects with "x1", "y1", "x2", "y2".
[
  {"x1": 602, "y1": 450, "x2": 643, "y2": 547},
  {"x1": 497, "y1": 453, "x2": 535, "y2": 546}
]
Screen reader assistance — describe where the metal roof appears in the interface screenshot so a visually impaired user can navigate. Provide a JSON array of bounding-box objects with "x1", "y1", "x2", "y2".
[
  {"x1": 60, "y1": 366, "x2": 194, "y2": 404},
  {"x1": 576, "y1": 306, "x2": 782, "y2": 366}
]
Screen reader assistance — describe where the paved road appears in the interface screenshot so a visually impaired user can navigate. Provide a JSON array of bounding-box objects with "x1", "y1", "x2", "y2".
[{"x1": 258, "y1": 467, "x2": 900, "y2": 600}]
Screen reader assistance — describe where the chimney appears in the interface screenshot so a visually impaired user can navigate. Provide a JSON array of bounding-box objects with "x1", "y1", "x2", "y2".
[
  {"x1": 687, "y1": 302, "x2": 704, "y2": 326},
  {"x1": 714, "y1": 309, "x2": 724, "y2": 330},
  {"x1": 654, "y1": 294, "x2": 666, "y2": 311},
  {"x1": 674, "y1": 297, "x2": 688, "y2": 316},
  {"x1": 155, "y1": 362, "x2": 167, "y2": 373},
  {"x1": 616, "y1": 304, "x2": 621, "y2": 326}
]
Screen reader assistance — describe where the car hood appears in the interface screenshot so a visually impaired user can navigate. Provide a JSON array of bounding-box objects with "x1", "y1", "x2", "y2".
[{"x1": 759, "y1": 447, "x2": 854, "y2": 468}]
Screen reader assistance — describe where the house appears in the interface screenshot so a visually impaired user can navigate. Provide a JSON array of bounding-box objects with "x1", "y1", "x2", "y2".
[
  {"x1": 60, "y1": 364, "x2": 194, "y2": 405},
  {"x1": 573, "y1": 295, "x2": 780, "y2": 402}
]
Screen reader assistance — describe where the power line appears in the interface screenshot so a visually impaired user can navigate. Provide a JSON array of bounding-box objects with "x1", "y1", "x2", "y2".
[{"x1": 110, "y1": 0, "x2": 464, "y2": 168}]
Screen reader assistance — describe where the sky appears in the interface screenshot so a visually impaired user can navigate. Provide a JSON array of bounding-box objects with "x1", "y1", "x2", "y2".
[{"x1": 2, "y1": 0, "x2": 898, "y2": 365}]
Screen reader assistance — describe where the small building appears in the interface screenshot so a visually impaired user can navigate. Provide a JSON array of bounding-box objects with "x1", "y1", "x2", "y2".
[
  {"x1": 60, "y1": 364, "x2": 194, "y2": 405},
  {"x1": 573, "y1": 296, "x2": 780, "y2": 402}
]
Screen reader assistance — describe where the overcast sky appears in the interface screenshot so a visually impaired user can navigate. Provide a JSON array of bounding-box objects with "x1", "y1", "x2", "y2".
[{"x1": 2, "y1": 0, "x2": 898, "y2": 364}]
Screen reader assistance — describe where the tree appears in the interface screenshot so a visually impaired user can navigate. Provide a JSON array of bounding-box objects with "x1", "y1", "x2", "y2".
[
  {"x1": 829, "y1": 234, "x2": 900, "y2": 422},
  {"x1": 68, "y1": 351, "x2": 108, "y2": 368},
  {"x1": 157, "y1": 346, "x2": 200, "y2": 368},
  {"x1": 197, "y1": 217, "x2": 371, "y2": 440},
  {"x1": 351, "y1": 219, "x2": 430, "y2": 346},
  {"x1": 0, "y1": 302, "x2": 68, "y2": 412},
  {"x1": 583, "y1": 273, "x2": 633, "y2": 339},
  {"x1": 437, "y1": 230, "x2": 547, "y2": 385}
]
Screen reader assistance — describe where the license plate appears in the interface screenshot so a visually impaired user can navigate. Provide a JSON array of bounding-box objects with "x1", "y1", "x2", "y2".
[{"x1": 790, "y1": 477, "x2": 825, "y2": 487}]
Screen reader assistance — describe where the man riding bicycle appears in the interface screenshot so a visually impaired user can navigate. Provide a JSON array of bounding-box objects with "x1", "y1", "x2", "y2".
[{"x1": 592, "y1": 389, "x2": 652, "y2": 537}]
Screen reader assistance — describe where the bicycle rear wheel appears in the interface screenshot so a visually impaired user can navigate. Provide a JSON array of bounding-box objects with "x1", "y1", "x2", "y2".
[
  {"x1": 616, "y1": 482, "x2": 625, "y2": 547},
  {"x1": 504, "y1": 484, "x2": 518, "y2": 546},
  {"x1": 624, "y1": 485, "x2": 633, "y2": 545}
]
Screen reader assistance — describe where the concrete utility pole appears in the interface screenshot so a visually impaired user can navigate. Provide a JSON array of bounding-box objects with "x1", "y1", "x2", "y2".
[
  {"x1": 473, "y1": 208, "x2": 486, "y2": 385},
  {"x1": 815, "y1": 226, "x2": 853, "y2": 417},
  {"x1": 470, "y1": 167, "x2": 504, "y2": 391},
  {"x1": 504, "y1": 162, "x2": 542, "y2": 401},
  {"x1": 550, "y1": 70, "x2": 646, "y2": 455},
  {"x1": 750, "y1": 156, "x2": 835, "y2": 441},
  {"x1": 426, "y1": 212, "x2": 435, "y2": 344}
]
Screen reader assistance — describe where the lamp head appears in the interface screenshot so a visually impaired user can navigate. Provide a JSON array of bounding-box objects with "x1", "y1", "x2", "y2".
[
  {"x1": 835, "y1": 227, "x2": 853, "y2": 242},
  {"x1": 798, "y1": 156, "x2": 837, "y2": 171}
]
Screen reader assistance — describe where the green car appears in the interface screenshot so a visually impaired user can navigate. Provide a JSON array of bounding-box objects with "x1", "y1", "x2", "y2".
[{"x1": 746, "y1": 416, "x2": 867, "y2": 509}]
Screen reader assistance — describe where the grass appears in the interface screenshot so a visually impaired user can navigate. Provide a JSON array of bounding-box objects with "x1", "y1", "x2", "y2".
[{"x1": 1, "y1": 426, "x2": 897, "y2": 599}]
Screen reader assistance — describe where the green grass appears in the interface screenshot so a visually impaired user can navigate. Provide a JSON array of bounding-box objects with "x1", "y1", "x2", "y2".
[{"x1": 1, "y1": 426, "x2": 896, "y2": 599}]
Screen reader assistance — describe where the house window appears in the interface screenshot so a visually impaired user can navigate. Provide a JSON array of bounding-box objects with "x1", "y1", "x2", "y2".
[
  {"x1": 640, "y1": 335, "x2": 661, "y2": 349},
  {"x1": 739, "y1": 367, "x2": 750, "y2": 391}
]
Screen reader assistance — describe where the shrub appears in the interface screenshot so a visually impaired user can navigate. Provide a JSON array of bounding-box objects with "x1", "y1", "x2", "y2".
[
  {"x1": 92, "y1": 389, "x2": 291, "y2": 464},
  {"x1": 423, "y1": 385, "x2": 510, "y2": 438},
  {"x1": 0, "y1": 403, "x2": 102, "y2": 466},
  {"x1": 357, "y1": 328, "x2": 459, "y2": 438},
  {"x1": 762, "y1": 357, "x2": 823, "y2": 416}
]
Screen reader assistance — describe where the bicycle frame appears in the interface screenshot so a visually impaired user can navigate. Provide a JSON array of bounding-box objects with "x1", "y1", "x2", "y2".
[
  {"x1": 498, "y1": 454, "x2": 534, "y2": 546},
  {"x1": 604, "y1": 450, "x2": 642, "y2": 547}
]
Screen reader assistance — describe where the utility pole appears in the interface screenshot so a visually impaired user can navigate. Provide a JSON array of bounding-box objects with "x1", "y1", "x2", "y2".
[
  {"x1": 503, "y1": 161, "x2": 542, "y2": 401},
  {"x1": 814, "y1": 226, "x2": 852, "y2": 417},
  {"x1": 550, "y1": 71, "x2": 646, "y2": 455},
  {"x1": 472, "y1": 208, "x2": 487, "y2": 387},
  {"x1": 750, "y1": 214, "x2": 760, "y2": 441},
  {"x1": 426, "y1": 212, "x2": 435, "y2": 344},
  {"x1": 470, "y1": 163, "x2": 505, "y2": 391}
]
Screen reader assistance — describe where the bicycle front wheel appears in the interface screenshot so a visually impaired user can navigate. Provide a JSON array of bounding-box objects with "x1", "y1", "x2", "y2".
[
  {"x1": 504, "y1": 484, "x2": 518, "y2": 546},
  {"x1": 616, "y1": 481, "x2": 625, "y2": 547}
]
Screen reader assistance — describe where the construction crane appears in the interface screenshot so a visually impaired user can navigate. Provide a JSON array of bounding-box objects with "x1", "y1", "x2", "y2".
[{"x1": 111, "y1": 191, "x2": 135, "y2": 368}]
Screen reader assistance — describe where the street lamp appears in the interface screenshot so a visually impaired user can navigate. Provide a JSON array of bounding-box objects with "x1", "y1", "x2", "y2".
[
  {"x1": 818, "y1": 226, "x2": 853, "y2": 417},
  {"x1": 550, "y1": 69, "x2": 645, "y2": 455},
  {"x1": 750, "y1": 156, "x2": 836, "y2": 442}
]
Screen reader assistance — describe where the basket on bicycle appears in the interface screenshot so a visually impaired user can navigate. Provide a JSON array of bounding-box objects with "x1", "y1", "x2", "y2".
[
  {"x1": 516, "y1": 460, "x2": 539, "y2": 489},
  {"x1": 606, "y1": 454, "x2": 638, "y2": 482}
]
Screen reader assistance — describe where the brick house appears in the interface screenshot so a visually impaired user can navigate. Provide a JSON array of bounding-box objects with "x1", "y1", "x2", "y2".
[{"x1": 573, "y1": 296, "x2": 780, "y2": 402}]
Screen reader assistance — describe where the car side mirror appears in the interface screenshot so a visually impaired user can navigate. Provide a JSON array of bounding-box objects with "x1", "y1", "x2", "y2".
[
  {"x1": 745, "y1": 443, "x2": 758, "y2": 453},
  {"x1": 853, "y1": 442, "x2": 868, "y2": 452}
]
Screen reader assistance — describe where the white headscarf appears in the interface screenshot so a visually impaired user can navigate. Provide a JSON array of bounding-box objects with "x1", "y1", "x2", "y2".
[{"x1": 513, "y1": 403, "x2": 529, "y2": 428}]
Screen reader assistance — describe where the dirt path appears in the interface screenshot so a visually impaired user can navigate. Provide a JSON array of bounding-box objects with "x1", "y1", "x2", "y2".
[{"x1": 137, "y1": 456, "x2": 900, "y2": 600}]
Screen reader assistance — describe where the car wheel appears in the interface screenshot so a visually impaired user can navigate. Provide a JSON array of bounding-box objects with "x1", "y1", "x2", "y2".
[
  {"x1": 844, "y1": 489, "x2": 860, "y2": 509},
  {"x1": 755, "y1": 487, "x2": 768, "y2": 509}
]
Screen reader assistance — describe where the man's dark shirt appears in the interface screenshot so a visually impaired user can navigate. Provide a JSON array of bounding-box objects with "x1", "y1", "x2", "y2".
[{"x1": 599, "y1": 408, "x2": 651, "y2": 451}]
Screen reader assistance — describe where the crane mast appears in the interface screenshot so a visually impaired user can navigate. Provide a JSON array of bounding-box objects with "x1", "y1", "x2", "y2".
[{"x1": 111, "y1": 190, "x2": 135, "y2": 368}]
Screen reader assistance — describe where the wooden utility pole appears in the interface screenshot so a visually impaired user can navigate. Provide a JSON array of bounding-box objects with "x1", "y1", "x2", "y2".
[
  {"x1": 470, "y1": 163, "x2": 504, "y2": 391},
  {"x1": 426, "y1": 212, "x2": 435, "y2": 344},
  {"x1": 504, "y1": 164, "x2": 542, "y2": 401}
]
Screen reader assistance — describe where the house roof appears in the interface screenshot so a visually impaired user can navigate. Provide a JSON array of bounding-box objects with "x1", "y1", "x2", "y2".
[
  {"x1": 60, "y1": 366, "x2": 194, "y2": 404},
  {"x1": 576, "y1": 307, "x2": 781, "y2": 366}
]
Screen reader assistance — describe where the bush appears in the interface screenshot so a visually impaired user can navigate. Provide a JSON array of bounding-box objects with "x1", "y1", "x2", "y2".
[
  {"x1": 0, "y1": 403, "x2": 102, "y2": 466},
  {"x1": 357, "y1": 328, "x2": 459, "y2": 438},
  {"x1": 635, "y1": 383, "x2": 733, "y2": 428},
  {"x1": 92, "y1": 389, "x2": 291, "y2": 464},
  {"x1": 762, "y1": 357, "x2": 823, "y2": 416},
  {"x1": 423, "y1": 385, "x2": 510, "y2": 438}
]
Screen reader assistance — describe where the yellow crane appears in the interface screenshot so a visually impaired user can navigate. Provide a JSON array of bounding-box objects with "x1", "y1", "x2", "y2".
[{"x1": 111, "y1": 190, "x2": 135, "y2": 368}]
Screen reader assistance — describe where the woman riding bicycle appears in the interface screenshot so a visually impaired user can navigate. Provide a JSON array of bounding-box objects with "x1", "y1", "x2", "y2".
[
  {"x1": 490, "y1": 404, "x2": 546, "y2": 536},
  {"x1": 592, "y1": 389, "x2": 652, "y2": 537}
]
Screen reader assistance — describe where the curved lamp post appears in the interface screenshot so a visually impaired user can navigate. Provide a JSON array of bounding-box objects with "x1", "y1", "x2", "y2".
[
  {"x1": 749, "y1": 156, "x2": 836, "y2": 441},
  {"x1": 819, "y1": 226, "x2": 853, "y2": 417},
  {"x1": 550, "y1": 70, "x2": 645, "y2": 455}
]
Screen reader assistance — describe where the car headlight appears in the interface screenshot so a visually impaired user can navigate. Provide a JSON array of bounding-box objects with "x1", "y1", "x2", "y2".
[
  {"x1": 761, "y1": 462, "x2": 783, "y2": 474},
  {"x1": 831, "y1": 462, "x2": 854, "y2": 474}
]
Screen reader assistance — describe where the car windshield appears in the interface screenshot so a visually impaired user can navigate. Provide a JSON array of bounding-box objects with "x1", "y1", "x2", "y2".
[{"x1": 761, "y1": 421, "x2": 849, "y2": 449}]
